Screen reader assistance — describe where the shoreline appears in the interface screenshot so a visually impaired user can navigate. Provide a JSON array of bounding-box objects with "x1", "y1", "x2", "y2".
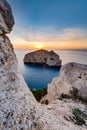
[{"x1": 24, "y1": 62, "x2": 61, "y2": 69}]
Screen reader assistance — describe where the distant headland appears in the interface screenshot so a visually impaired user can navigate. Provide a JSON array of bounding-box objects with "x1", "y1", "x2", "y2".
[{"x1": 23, "y1": 49, "x2": 62, "y2": 67}]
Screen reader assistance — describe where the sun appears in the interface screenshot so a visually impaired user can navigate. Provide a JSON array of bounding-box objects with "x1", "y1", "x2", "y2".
[{"x1": 34, "y1": 43, "x2": 46, "y2": 49}]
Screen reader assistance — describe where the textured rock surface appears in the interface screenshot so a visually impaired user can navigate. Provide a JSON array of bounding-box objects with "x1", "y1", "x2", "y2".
[
  {"x1": 0, "y1": 0, "x2": 14, "y2": 33},
  {"x1": 48, "y1": 62, "x2": 87, "y2": 102},
  {"x1": 24, "y1": 49, "x2": 61, "y2": 67},
  {"x1": 0, "y1": 0, "x2": 87, "y2": 130},
  {"x1": 0, "y1": 1, "x2": 40, "y2": 129}
]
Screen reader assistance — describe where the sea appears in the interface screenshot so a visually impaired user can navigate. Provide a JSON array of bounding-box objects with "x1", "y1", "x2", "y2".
[{"x1": 14, "y1": 49, "x2": 87, "y2": 89}]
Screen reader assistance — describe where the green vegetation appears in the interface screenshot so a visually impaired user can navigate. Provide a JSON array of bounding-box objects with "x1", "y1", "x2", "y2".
[
  {"x1": 73, "y1": 108, "x2": 86, "y2": 126},
  {"x1": 71, "y1": 87, "x2": 79, "y2": 99},
  {"x1": 59, "y1": 88, "x2": 79, "y2": 100},
  {"x1": 70, "y1": 87, "x2": 87, "y2": 103},
  {"x1": 59, "y1": 88, "x2": 87, "y2": 104},
  {"x1": 30, "y1": 88, "x2": 47, "y2": 102}
]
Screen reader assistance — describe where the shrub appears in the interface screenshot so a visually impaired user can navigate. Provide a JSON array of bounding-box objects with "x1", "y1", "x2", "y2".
[
  {"x1": 73, "y1": 108, "x2": 86, "y2": 126},
  {"x1": 70, "y1": 88, "x2": 87, "y2": 103},
  {"x1": 70, "y1": 87, "x2": 79, "y2": 100},
  {"x1": 72, "y1": 87, "x2": 79, "y2": 98},
  {"x1": 30, "y1": 88, "x2": 47, "y2": 102}
]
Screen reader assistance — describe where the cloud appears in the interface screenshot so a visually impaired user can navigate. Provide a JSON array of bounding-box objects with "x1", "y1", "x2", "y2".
[
  {"x1": 61, "y1": 28, "x2": 87, "y2": 41},
  {"x1": 23, "y1": 26, "x2": 87, "y2": 42},
  {"x1": 8, "y1": 25, "x2": 87, "y2": 49}
]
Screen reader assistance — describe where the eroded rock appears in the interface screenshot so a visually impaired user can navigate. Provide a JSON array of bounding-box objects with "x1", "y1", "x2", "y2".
[
  {"x1": 48, "y1": 62, "x2": 87, "y2": 102},
  {"x1": 0, "y1": 0, "x2": 14, "y2": 34},
  {"x1": 24, "y1": 49, "x2": 62, "y2": 67}
]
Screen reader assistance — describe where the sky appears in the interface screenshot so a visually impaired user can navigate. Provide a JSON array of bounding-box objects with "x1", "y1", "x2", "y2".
[{"x1": 7, "y1": 0, "x2": 87, "y2": 49}]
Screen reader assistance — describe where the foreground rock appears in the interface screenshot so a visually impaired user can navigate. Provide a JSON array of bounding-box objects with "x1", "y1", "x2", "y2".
[
  {"x1": 0, "y1": 0, "x2": 87, "y2": 130},
  {"x1": 48, "y1": 62, "x2": 87, "y2": 102},
  {"x1": 24, "y1": 49, "x2": 62, "y2": 67},
  {"x1": 0, "y1": 0, "x2": 14, "y2": 33},
  {"x1": 0, "y1": 1, "x2": 39, "y2": 129}
]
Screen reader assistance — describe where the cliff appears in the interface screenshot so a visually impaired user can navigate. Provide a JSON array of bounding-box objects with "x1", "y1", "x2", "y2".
[
  {"x1": 0, "y1": 0, "x2": 39, "y2": 129},
  {"x1": 48, "y1": 62, "x2": 87, "y2": 102},
  {"x1": 24, "y1": 49, "x2": 61, "y2": 67},
  {"x1": 0, "y1": 0, "x2": 87, "y2": 130}
]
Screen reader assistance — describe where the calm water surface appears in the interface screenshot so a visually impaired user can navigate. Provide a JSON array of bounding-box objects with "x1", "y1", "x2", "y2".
[{"x1": 15, "y1": 49, "x2": 87, "y2": 89}]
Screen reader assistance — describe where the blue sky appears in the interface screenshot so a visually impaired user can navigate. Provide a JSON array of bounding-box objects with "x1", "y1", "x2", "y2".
[{"x1": 7, "y1": 0, "x2": 87, "y2": 49}]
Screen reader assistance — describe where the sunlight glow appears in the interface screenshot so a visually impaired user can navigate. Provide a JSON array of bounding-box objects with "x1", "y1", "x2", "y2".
[
  {"x1": 34, "y1": 43, "x2": 46, "y2": 49},
  {"x1": 9, "y1": 27, "x2": 87, "y2": 49}
]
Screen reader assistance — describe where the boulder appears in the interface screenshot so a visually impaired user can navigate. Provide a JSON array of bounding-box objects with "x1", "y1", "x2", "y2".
[{"x1": 24, "y1": 49, "x2": 62, "y2": 67}]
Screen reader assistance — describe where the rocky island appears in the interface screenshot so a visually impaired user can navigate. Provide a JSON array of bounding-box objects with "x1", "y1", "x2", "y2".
[
  {"x1": 0, "y1": 0, "x2": 87, "y2": 130},
  {"x1": 24, "y1": 49, "x2": 62, "y2": 67}
]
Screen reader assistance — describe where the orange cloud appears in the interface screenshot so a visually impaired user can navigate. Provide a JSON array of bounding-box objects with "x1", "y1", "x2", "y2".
[{"x1": 8, "y1": 27, "x2": 87, "y2": 49}]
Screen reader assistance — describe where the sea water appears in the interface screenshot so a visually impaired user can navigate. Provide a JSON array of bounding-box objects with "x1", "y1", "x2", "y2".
[{"x1": 15, "y1": 49, "x2": 87, "y2": 89}]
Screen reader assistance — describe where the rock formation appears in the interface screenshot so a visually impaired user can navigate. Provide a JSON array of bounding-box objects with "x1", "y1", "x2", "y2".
[
  {"x1": 48, "y1": 62, "x2": 87, "y2": 102},
  {"x1": 24, "y1": 49, "x2": 61, "y2": 67},
  {"x1": 0, "y1": 0, "x2": 87, "y2": 130},
  {"x1": 0, "y1": 0, "x2": 14, "y2": 33},
  {"x1": 0, "y1": 0, "x2": 40, "y2": 129}
]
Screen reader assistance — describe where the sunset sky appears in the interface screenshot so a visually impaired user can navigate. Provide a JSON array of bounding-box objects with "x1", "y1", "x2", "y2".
[{"x1": 7, "y1": 0, "x2": 87, "y2": 49}]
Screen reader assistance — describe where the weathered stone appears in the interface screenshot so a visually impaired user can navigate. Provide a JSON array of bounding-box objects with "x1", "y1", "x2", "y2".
[
  {"x1": 0, "y1": 0, "x2": 14, "y2": 34},
  {"x1": 24, "y1": 49, "x2": 62, "y2": 67},
  {"x1": 48, "y1": 62, "x2": 87, "y2": 102}
]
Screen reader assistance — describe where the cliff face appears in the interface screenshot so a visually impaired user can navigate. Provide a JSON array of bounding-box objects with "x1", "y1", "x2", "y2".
[
  {"x1": 48, "y1": 62, "x2": 87, "y2": 102},
  {"x1": 0, "y1": 0, "x2": 87, "y2": 130},
  {"x1": 0, "y1": 0, "x2": 14, "y2": 33},
  {"x1": 24, "y1": 49, "x2": 61, "y2": 67},
  {"x1": 0, "y1": 0, "x2": 40, "y2": 129}
]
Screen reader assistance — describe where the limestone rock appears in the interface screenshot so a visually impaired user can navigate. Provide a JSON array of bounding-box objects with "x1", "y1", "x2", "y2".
[
  {"x1": 48, "y1": 62, "x2": 87, "y2": 102},
  {"x1": 24, "y1": 49, "x2": 62, "y2": 67},
  {"x1": 0, "y1": 0, "x2": 14, "y2": 34}
]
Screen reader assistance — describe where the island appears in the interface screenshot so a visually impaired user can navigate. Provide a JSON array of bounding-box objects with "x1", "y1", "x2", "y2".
[{"x1": 23, "y1": 49, "x2": 62, "y2": 67}]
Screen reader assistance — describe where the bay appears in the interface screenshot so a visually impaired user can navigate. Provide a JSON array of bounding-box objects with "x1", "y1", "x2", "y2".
[{"x1": 14, "y1": 49, "x2": 87, "y2": 89}]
